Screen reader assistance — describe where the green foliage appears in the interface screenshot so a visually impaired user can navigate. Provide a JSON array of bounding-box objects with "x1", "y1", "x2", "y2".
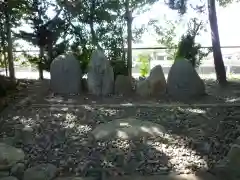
[
  {"x1": 166, "y1": 0, "x2": 188, "y2": 14},
  {"x1": 175, "y1": 33, "x2": 201, "y2": 67},
  {"x1": 175, "y1": 19, "x2": 212, "y2": 68},
  {"x1": 137, "y1": 53, "x2": 150, "y2": 77},
  {"x1": 71, "y1": 45, "x2": 93, "y2": 76},
  {"x1": 111, "y1": 59, "x2": 128, "y2": 80},
  {"x1": 152, "y1": 18, "x2": 180, "y2": 60}
]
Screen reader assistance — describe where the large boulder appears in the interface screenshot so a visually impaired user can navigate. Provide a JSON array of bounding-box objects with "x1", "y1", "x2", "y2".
[
  {"x1": 148, "y1": 65, "x2": 166, "y2": 95},
  {"x1": 50, "y1": 52, "x2": 82, "y2": 94},
  {"x1": 87, "y1": 50, "x2": 114, "y2": 96},
  {"x1": 0, "y1": 143, "x2": 25, "y2": 170},
  {"x1": 212, "y1": 139, "x2": 240, "y2": 179},
  {"x1": 136, "y1": 65, "x2": 166, "y2": 97},
  {"x1": 167, "y1": 59, "x2": 205, "y2": 101},
  {"x1": 114, "y1": 75, "x2": 133, "y2": 95},
  {"x1": 136, "y1": 79, "x2": 150, "y2": 97},
  {"x1": 0, "y1": 75, "x2": 17, "y2": 98},
  {"x1": 23, "y1": 164, "x2": 57, "y2": 180}
]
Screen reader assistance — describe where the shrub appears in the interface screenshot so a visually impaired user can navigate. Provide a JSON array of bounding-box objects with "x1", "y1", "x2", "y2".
[
  {"x1": 72, "y1": 46, "x2": 93, "y2": 76},
  {"x1": 110, "y1": 58, "x2": 128, "y2": 80},
  {"x1": 175, "y1": 18, "x2": 212, "y2": 68},
  {"x1": 137, "y1": 53, "x2": 150, "y2": 77}
]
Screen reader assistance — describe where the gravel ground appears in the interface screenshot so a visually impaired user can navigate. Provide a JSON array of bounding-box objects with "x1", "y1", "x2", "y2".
[
  {"x1": 1, "y1": 104, "x2": 240, "y2": 178},
  {"x1": 0, "y1": 79, "x2": 240, "y2": 178}
]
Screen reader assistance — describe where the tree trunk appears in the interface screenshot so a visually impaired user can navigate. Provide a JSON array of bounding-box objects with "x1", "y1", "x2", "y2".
[
  {"x1": 3, "y1": 48, "x2": 8, "y2": 76},
  {"x1": 0, "y1": 31, "x2": 8, "y2": 76},
  {"x1": 208, "y1": 0, "x2": 227, "y2": 85},
  {"x1": 5, "y1": 10, "x2": 15, "y2": 80},
  {"x1": 89, "y1": 0, "x2": 101, "y2": 50},
  {"x1": 125, "y1": 0, "x2": 133, "y2": 76},
  {"x1": 38, "y1": 47, "x2": 44, "y2": 80}
]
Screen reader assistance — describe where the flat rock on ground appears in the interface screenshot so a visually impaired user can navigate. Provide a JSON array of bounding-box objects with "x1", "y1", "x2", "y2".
[
  {"x1": 0, "y1": 143, "x2": 25, "y2": 170},
  {"x1": 91, "y1": 118, "x2": 166, "y2": 140},
  {"x1": 107, "y1": 172, "x2": 218, "y2": 180}
]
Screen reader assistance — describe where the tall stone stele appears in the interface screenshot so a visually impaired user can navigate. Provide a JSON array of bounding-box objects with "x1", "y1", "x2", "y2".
[
  {"x1": 167, "y1": 59, "x2": 205, "y2": 101},
  {"x1": 50, "y1": 52, "x2": 82, "y2": 94},
  {"x1": 136, "y1": 65, "x2": 166, "y2": 97},
  {"x1": 87, "y1": 49, "x2": 114, "y2": 96}
]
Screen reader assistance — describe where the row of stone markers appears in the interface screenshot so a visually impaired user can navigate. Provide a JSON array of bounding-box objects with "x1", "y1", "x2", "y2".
[{"x1": 50, "y1": 50, "x2": 205, "y2": 101}]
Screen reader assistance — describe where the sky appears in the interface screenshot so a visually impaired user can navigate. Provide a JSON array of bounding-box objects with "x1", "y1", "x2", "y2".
[
  {"x1": 133, "y1": 0, "x2": 240, "y2": 47},
  {"x1": 16, "y1": 0, "x2": 240, "y2": 53}
]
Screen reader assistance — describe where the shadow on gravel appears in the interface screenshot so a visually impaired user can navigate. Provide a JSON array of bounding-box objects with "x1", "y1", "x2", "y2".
[
  {"x1": 0, "y1": 104, "x2": 222, "y2": 180},
  {"x1": 1, "y1": 79, "x2": 240, "y2": 180}
]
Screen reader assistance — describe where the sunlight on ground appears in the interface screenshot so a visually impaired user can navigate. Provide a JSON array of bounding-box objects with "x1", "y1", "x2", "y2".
[
  {"x1": 178, "y1": 107, "x2": 206, "y2": 114},
  {"x1": 225, "y1": 97, "x2": 240, "y2": 103}
]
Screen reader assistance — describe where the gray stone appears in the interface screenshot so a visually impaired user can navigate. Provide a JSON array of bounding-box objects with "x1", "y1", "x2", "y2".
[
  {"x1": 87, "y1": 50, "x2": 114, "y2": 96},
  {"x1": 50, "y1": 52, "x2": 82, "y2": 94},
  {"x1": 167, "y1": 59, "x2": 205, "y2": 101},
  {"x1": 147, "y1": 65, "x2": 166, "y2": 96},
  {"x1": 227, "y1": 144, "x2": 240, "y2": 177},
  {"x1": 92, "y1": 118, "x2": 166, "y2": 141},
  {"x1": 213, "y1": 144, "x2": 240, "y2": 179},
  {"x1": 136, "y1": 65, "x2": 166, "y2": 97},
  {"x1": 211, "y1": 158, "x2": 230, "y2": 179},
  {"x1": 10, "y1": 163, "x2": 25, "y2": 179},
  {"x1": 0, "y1": 176, "x2": 18, "y2": 180},
  {"x1": 23, "y1": 164, "x2": 57, "y2": 180},
  {"x1": 15, "y1": 126, "x2": 34, "y2": 145},
  {"x1": 114, "y1": 75, "x2": 133, "y2": 95},
  {"x1": 234, "y1": 136, "x2": 240, "y2": 145},
  {"x1": 0, "y1": 137, "x2": 15, "y2": 146},
  {"x1": 81, "y1": 78, "x2": 88, "y2": 92},
  {"x1": 0, "y1": 143, "x2": 25, "y2": 170},
  {"x1": 0, "y1": 171, "x2": 9, "y2": 178},
  {"x1": 136, "y1": 80, "x2": 151, "y2": 97}
]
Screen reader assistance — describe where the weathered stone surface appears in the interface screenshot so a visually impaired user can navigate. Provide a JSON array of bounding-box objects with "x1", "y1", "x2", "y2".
[
  {"x1": 0, "y1": 176, "x2": 18, "y2": 180},
  {"x1": 0, "y1": 84, "x2": 6, "y2": 97},
  {"x1": 136, "y1": 80, "x2": 150, "y2": 97},
  {"x1": 50, "y1": 52, "x2": 82, "y2": 94},
  {"x1": 234, "y1": 136, "x2": 240, "y2": 145},
  {"x1": 10, "y1": 163, "x2": 25, "y2": 179},
  {"x1": 92, "y1": 118, "x2": 166, "y2": 140},
  {"x1": 0, "y1": 137, "x2": 15, "y2": 146},
  {"x1": 0, "y1": 143, "x2": 25, "y2": 170},
  {"x1": 23, "y1": 164, "x2": 57, "y2": 180},
  {"x1": 148, "y1": 65, "x2": 166, "y2": 96},
  {"x1": 0, "y1": 75, "x2": 16, "y2": 91},
  {"x1": 213, "y1": 144, "x2": 240, "y2": 179},
  {"x1": 114, "y1": 75, "x2": 133, "y2": 95},
  {"x1": 15, "y1": 126, "x2": 34, "y2": 145},
  {"x1": 81, "y1": 78, "x2": 88, "y2": 92},
  {"x1": 87, "y1": 50, "x2": 114, "y2": 96},
  {"x1": 136, "y1": 65, "x2": 166, "y2": 97},
  {"x1": 227, "y1": 144, "x2": 240, "y2": 166},
  {"x1": 167, "y1": 59, "x2": 205, "y2": 101},
  {"x1": 0, "y1": 171, "x2": 9, "y2": 178},
  {"x1": 0, "y1": 75, "x2": 17, "y2": 98}
]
